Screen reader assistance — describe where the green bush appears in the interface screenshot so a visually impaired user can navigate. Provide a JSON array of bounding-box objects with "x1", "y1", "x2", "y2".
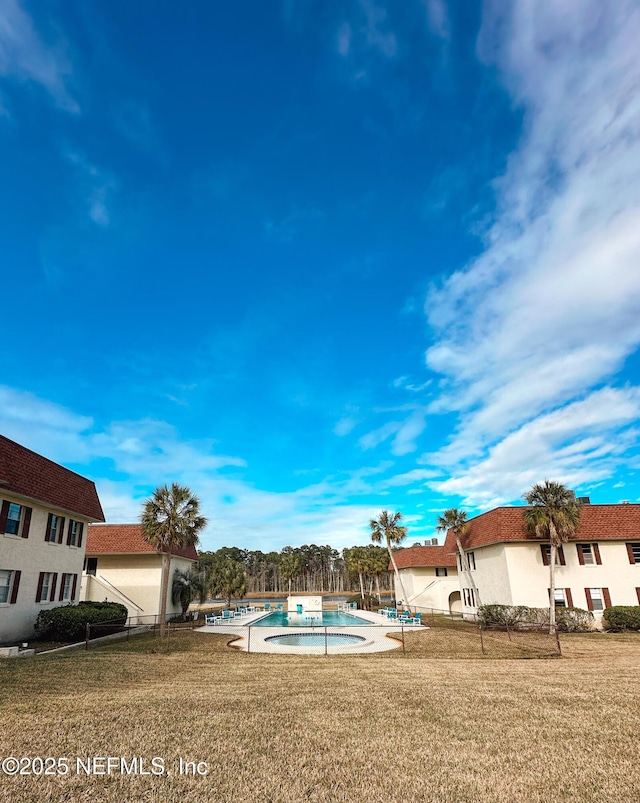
[
  {"x1": 346, "y1": 593, "x2": 379, "y2": 611},
  {"x1": 478, "y1": 604, "x2": 594, "y2": 632},
  {"x1": 35, "y1": 602, "x2": 128, "y2": 642},
  {"x1": 603, "y1": 606, "x2": 640, "y2": 631}
]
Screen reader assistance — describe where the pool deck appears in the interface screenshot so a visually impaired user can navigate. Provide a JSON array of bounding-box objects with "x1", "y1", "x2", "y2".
[{"x1": 196, "y1": 609, "x2": 423, "y2": 654}]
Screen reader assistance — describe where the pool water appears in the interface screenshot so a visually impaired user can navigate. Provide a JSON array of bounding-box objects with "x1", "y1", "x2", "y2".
[
  {"x1": 266, "y1": 633, "x2": 366, "y2": 647},
  {"x1": 253, "y1": 610, "x2": 370, "y2": 627}
]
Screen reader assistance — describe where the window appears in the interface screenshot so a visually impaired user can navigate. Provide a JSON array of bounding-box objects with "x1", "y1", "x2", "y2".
[
  {"x1": 577, "y1": 543, "x2": 601, "y2": 565},
  {"x1": 45, "y1": 514, "x2": 65, "y2": 544},
  {"x1": 588, "y1": 588, "x2": 603, "y2": 611},
  {"x1": 541, "y1": 544, "x2": 566, "y2": 566},
  {"x1": 0, "y1": 500, "x2": 31, "y2": 538},
  {"x1": 57, "y1": 573, "x2": 78, "y2": 602},
  {"x1": 585, "y1": 587, "x2": 611, "y2": 612},
  {"x1": 85, "y1": 557, "x2": 98, "y2": 576},
  {"x1": 463, "y1": 588, "x2": 476, "y2": 607},
  {"x1": 553, "y1": 588, "x2": 567, "y2": 607},
  {"x1": 435, "y1": 567, "x2": 448, "y2": 577},
  {"x1": 67, "y1": 520, "x2": 84, "y2": 547},
  {"x1": 36, "y1": 571, "x2": 58, "y2": 602},
  {"x1": 467, "y1": 552, "x2": 476, "y2": 570},
  {"x1": 627, "y1": 543, "x2": 640, "y2": 564},
  {"x1": 459, "y1": 552, "x2": 476, "y2": 571},
  {"x1": 0, "y1": 570, "x2": 12, "y2": 603}
]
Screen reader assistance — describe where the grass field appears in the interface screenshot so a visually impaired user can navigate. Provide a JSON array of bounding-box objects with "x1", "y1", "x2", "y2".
[{"x1": 0, "y1": 629, "x2": 638, "y2": 802}]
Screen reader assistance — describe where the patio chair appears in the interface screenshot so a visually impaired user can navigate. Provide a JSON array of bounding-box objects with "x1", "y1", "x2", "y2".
[
  {"x1": 411, "y1": 612, "x2": 423, "y2": 626},
  {"x1": 264, "y1": 603, "x2": 271, "y2": 612},
  {"x1": 275, "y1": 603, "x2": 284, "y2": 611},
  {"x1": 204, "y1": 613, "x2": 217, "y2": 625}
]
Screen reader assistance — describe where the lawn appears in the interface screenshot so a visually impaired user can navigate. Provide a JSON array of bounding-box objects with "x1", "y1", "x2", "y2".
[{"x1": 0, "y1": 630, "x2": 638, "y2": 802}]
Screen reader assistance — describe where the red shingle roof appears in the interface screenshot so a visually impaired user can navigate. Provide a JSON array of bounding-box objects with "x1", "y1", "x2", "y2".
[
  {"x1": 0, "y1": 434, "x2": 104, "y2": 521},
  {"x1": 87, "y1": 523, "x2": 199, "y2": 561},
  {"x1": 393, "y1": 539, "x2": 457, "y2": 570},
  {"x1": 459, "y1": 504, "x2": 640, "y2": 550}
]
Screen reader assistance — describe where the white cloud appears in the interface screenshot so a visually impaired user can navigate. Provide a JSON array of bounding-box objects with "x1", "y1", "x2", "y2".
[
  {"x1": 0, "y1": 0, "x2": 78, "y2": 112},
  {"x1": 423, "y1": 0, "x2": 449, "y2": 41},
  {"x1": 422, "y1": 2, "x2": 640, "y2": 501},
  {"x1": 65, "y1": 150, "x2": 116, "y2": 227}
]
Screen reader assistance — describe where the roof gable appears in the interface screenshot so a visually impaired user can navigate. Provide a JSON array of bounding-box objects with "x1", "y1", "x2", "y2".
[
  {"x1": 0, "y1": 434, "x2": 104, "y2": 521},
  {"x1": 87, "y1": 523, "x2": 199, "y2": 561}
]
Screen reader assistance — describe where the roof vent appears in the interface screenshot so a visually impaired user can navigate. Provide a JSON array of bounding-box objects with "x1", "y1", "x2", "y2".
[
  {"x1": 622, "y1": 500, "x2": 630, "y2": 504},
  {"x1": 577, "y1": 496, "x2": 590, "y2": 504},
  {"x1": 427, "y1": 537, "x2": 438, "y2": 546}
]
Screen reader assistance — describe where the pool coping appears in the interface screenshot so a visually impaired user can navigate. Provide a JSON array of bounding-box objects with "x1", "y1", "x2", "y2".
[{"x1": 196, "y1": 609, "x2": 423, "y2": 654}]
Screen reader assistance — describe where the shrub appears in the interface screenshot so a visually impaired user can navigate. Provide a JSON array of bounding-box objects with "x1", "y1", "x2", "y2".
[
  {"x1": 603, "y1": 606, "x2": 640, "y2": 631},
  {"x1": 478, "y1": 604, "x2": 594, "y2": 632},
  {"x1": 346, "y1": 593, "x2": 379, "y2": 611},
  {"x1": 477, "y1": 604, "x2": 530, "y2": 628},
  {"x1": 35, "y1": 602, "x2": 128, "y2": 642}
]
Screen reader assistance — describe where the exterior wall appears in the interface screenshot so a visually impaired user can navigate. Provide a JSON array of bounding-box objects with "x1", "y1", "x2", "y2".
[
  {"x1": 395, "y1": 567, "x2": 459, "y2": 612},
  {"x1": 461, "y1": 543, "x2": 513, "y2": 614},
  {"x1": 503, "y1": 540, "x2": 640, "y2": 625},
  {"x1": 457, "y1": 540, "x2": 640, "y2": 627},
  {"x1": 81, "y1": 553, "x2": 196, "y2": 623},
  {"x1": 1, "y1": 492, "x2": 89, "y2": 643}
]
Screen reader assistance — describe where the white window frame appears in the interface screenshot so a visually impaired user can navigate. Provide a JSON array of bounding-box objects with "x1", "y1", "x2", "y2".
[
  {"x1": 467, "y1": 551, "x2": 476, "y2": 571},
  {"x1": 553, "y1": 588, "x2": 567, "y2": 607},
  {"x1": 580, "y1": 544, "x2": 595, "y2": 565},
  {"x1": 61, "y1": 573, "x2": 72, "y2": 601},
  {"x1": 40, "y1": 572, "x2": 52, "y2": 602},
  {"x1": 463, "y1": 588, "x2": 476, "y2": 607},
  {"x1": 46, "y1": 515, "x2": 61, "y2": 543},
  {"x1": 68, "y1": 520, "x2": 82, "y2": 547},
  {"x1": 589, "y1": 588, "x2": 604, "y2": 611},
  {"x1": 435, "y1": 567, "x2": 448, "y2": 577},
  {"x1": 0, "y1": 569, "x2": 12, "y2": 604}
]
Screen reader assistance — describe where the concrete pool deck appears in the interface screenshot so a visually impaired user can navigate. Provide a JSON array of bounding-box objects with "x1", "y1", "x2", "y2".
[{"x1": 196, "y1": 609, "x2": 423, "y2": 654}]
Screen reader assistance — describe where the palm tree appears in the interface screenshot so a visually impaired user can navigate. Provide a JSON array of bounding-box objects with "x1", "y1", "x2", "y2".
[
  {"x1": 208, "y1": 558, "x2": 247, "y2": 608},
  {"x1": 171, "y1": 567, "x2": 207, "y2": 618},
  {"x1": 523, "y1": 480, "x2": 581, "y2": 632},
  {"x1": 370, "y1": 510, "x2": 410, "y2": 611},
  {"x1": 366, "y1": 544, "x2": 391, "y2": 603},
  {"x1": 141, "y1": 483, "x2": 207, "y2": 636},
  {"x1": 436, "y1": 508, "x2": 482, "y2": 609}
]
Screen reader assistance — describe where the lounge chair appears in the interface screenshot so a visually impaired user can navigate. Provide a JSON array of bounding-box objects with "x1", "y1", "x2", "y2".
[
  {"x1": 275, "y1": 603, "x2": 284, "y2": 611},
  {"x1": 264, "y1": 603, "x2": 271, "y2": 612},
  {"x1": 411, "y1": 612, "x2": 423, "y2": 626}
]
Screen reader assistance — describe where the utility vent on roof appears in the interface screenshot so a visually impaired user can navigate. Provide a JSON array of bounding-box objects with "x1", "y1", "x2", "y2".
[
  {"x1": 622, "y1": 500, "x2": 630, "y2": 504},
  {"x1": 426, "y1": 538, "x2": 438, "y2": 546},
  {"x1": 577, "y1": 496, "x2": 590, "y2": 504}
]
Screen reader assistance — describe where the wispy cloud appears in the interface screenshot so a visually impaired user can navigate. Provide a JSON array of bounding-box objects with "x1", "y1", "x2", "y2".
[
  {"x1": 422, "y1": 0, "x2": 450, "y2": 41},
  {"x1": 264, "y1": 205, "x2": 324, "y2": 242},
  {"x1": 0, "y1": 385, "x2": 399, "y2": 551},
  {"x1": 422, "y1": 1, "x2": 640, "y2": 504},
  {"x1": 65, "y1": 150, "x2": 116, "y2": 227},
  {"x1": 0, "y1": 0, "x2": 78, "y2": 112}
]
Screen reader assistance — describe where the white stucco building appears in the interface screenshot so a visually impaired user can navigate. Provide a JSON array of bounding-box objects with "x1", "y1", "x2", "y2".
[
  {"x1": 0, "y1": 435, "x2": 105, "y2": 643},
  {"x1": 81, "y1": 523, "x2": 199, "y2": 623},
  {"x1": 393, "y1": 543, "x2": 460, "y2": 614},
  {"x1": 395, "y1": 502, "x2": 640, "y2": 627}
]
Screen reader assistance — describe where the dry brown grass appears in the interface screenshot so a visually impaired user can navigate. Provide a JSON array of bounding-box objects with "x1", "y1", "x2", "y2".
[{"x1": 1, "y1": 630, "x2": 639, "y2": 802}]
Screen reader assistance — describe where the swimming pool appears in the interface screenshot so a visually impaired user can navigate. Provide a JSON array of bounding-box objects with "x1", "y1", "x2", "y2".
[
  {"x1": 253, "y1": 610, "x2": 370, "y2": 627},
  {"x1": 265, "y1": 632, "x2": 366, "y2": 647}
]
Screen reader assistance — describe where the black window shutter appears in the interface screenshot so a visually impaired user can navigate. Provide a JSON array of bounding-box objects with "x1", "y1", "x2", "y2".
[
  {"x1": 77, "y1": 523, "x2": 84, "y2": 548},
  {"x1": 0, "y1": 500, "x2": 9, "y2": 533},
  {"x1": 21, "y1": 507, "x2": 31, "y2": 538},
  {"x1": 541, "y1": 544, "x2": 550, "y2": 566},
  {"x1": 58, "y1": 574, "x2": 66, "y2": 601},
  {"x1": 45, "y1": 513, "x2": 53, "y2": 541},
  {"x1": 10, "y1": 571, "x2": 21, "y2": 604},
  {"x1": 49, "y1": 573, "x2": 58, "y2": 601},
  {"x1": 71, "y1": 574, "x2": 78, "y2": 601},
  {"x1": 36, "y1": 573, "x2": 44, "y2": 602}
]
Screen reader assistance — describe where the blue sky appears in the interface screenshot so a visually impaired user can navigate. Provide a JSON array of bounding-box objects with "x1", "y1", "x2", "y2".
[{"x1": 2, "y1": 0, "x2": 640, "y2": 552}]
